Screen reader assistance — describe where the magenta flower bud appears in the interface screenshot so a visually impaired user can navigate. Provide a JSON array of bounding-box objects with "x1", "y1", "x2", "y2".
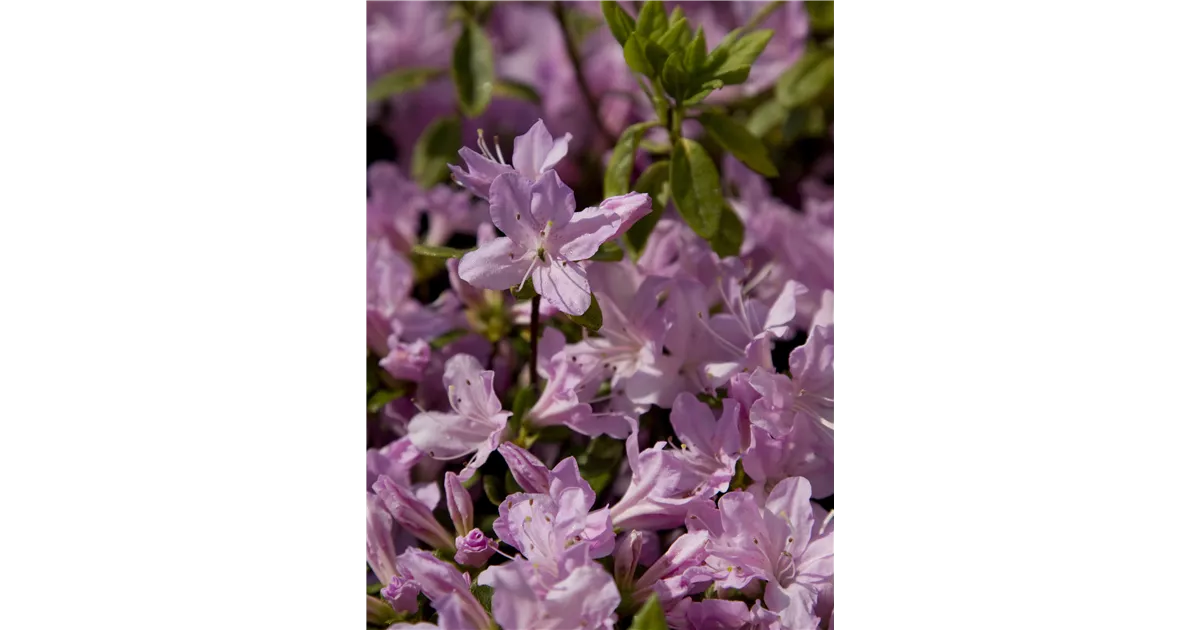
[
  {"x1": 453, "y1": 528, "x2": 496, "y2": 567},
  {"x1": 381, "y1": 573, "x2": 420, "y2": 614},
  {"x1": 445, "y1": 472, "x2": 474, "y2": 537},
  {"x1": 614, "y1": 529, "x2": 649, "y2": 589},
  {"x1": 372, "y1": 474, "x2": 455, "y2": 551},
  {"x1": 497, "y1": 442, "x2": 551, "y2": 494}
]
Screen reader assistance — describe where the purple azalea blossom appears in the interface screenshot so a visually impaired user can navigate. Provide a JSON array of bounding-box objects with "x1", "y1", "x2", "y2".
[
  {"x1": 380, "y1": 337, "x2": 430, "y2": 382},
  {"x1": 480, "y1": 558, "x2": 620, "y2": 630},
  {"x1": 457, "y1": 170, "x2": 650, "y2": 315},
  {"x1": 608, "y1": 433, "x2": 719, "y2": 531},
  {"x1": 406, "y1": 354, "x2": 510, "y2": 476},
  {"x1": 449, "y1": 119, "x2": 573, "y2": 199},
  {"x1": 525, "y1": 334, "x2": 635, "y2": 439},
  {"x1": 630, "y1": 531, "x2": 714, "y2": 606},
  {"x1": 669, "y1": 393, "x2": 744, "y2": 494},
  {"x1": 696, "y1": 478, "x2": 833, "y2": 628},
  {"x1": 493, "y1": 462, "x2": 615, "y2": 562}
]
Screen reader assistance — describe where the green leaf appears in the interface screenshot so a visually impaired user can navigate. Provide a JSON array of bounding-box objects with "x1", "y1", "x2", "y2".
[
  {"x1": 626, "y1": 161, "x2": 670, "y2": 256},
  {"x1": 451, "y1": 18, "x2": 495, "y2": 117},
  {"x1": 509, "y1": 281, "x2": 537, "y2": 301},
  {"x1": 807, "y1": 0, "x2": 834, "y2": 33},
  {"x1": 410, "y1": 117, "x2": 463, "y2": 189},
  {"x1": 684, "y1": 27, "x2": 707, "y2": 74},
  {"x1": 706, "y1": 203, "x2": 745, "y2": 258},
  {"x1": 635, "y1": 0, "x2": 668, "y2": 38},
  {"x1": 589, "y1": 241, "x2": 625, "y2": 262},
  {"x1": 604, "y1": 121, "x2": 657, "y2": 198},
  {"x1": 368, "y1": 388, "x2": 408, "y2": 413},
  {"x1": 511, "y1": 385, "x2": 536, "y2": 425},
  {"x1": 783, "y1": 105, "x2": 828, "y2": 142},
  {"x1": 600, "y1": 0, "x2": 636, "y2": 46},
  {"x1": 717, "y1": 29, "x2": 774, "y2": 72},
  {"x1": 367, "y1": 67, "x2": 443, "y2": 103},
  {"x1": 662, "y1": 52, "x2": 691, "y2": 102},
  {"x1": 575, "y1": 435, "x2": 625, "y2": 496},
  {"x1": 778, "y1": 48, "x2": 834, "y2": 108},
  {"x1": 670, "y1": 139, "x2": 723, "y2": 238},
  {"x1": 470, "y1": 583, "x2": 494, "y2": 614},
  {"x1": 623, "y1": 32, "x2": 654, "y2": 76},
  {"x1": 680, "y1": 79, "x2": 723, "y2": 107},
  {"x1": 410, "y1": 243, "x2": 470, "y2": 259},
  {"x1": 655, "y1": 15, "x2": 691, "y2": 52},
  {"x1": 567, "y1": 293, "x2": 604, "y2": 332},
  {"x1": 745, "y1": 99, "x2": 788, "y2": 137},
  {"x1": 630, "y1": 594, "x2": 668, "y2": 630},
  {"x1": 697, "y1": 112, "x2": 778, "y2": 177},
  {"x1": 482, "y1": 474, "x2": 506, "y2": 506},
  {"x1": 492, "y1": 80, "x2": 541, "y2": 105}
]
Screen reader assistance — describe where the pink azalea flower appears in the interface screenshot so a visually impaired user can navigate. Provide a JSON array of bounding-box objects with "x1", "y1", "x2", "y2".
[
  {"x1": 669, "y1": 393, "x2": 744, "y2": 494},
  {"x1": 372, "y1": 474, "x2": 455, "y2": 552},
  {"x1": 697, "y1": 478, "x2": 833, "y2": 628},
  {"x1": 479, "y1": 559, "x2": 620, "y2": 630},
  {"x1": 449, "y1": 119, "x2": 573, "y2": 199},
  {"x1": 608, "y1": 433, "x2": 718, "y2": 531},
  {"x1": 406, "y1": 354, "x2": 511, "y2": 476},
  {"x1": 457, "y1": 169, "x2": 650, "y2": 316}
]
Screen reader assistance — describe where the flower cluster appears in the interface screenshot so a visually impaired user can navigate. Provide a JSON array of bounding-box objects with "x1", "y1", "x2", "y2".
[{"x1": 367, "y1": 2, "x2": 833, "y2": 628}]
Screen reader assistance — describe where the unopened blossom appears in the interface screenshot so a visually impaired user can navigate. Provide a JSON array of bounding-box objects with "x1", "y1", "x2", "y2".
[
  {"x1": 395, "y1": 548, "x2": 492, "y2": 630},
  {"x1": 669, "y1": 393, "x2": 744, "y2": 494},
  {"x1": 372, "y1": 474, "x2": 455, "y2": 551},
  {"x1": 444, "y1": 471, "x2": 473, "y2": 536},
  {"x1": 454, "y1": 528, "x2": 496, "y2": 567},
  {"x1": 456, "y1": 170, "x2": 651, "y2": 315},
  {"x1": 406, "y1": 354, "x2": 510, "y2": 475},
  {"x1": 630, "y1": 531, "x2": 713, "y2": 606},
  {"x1": 449, "y1": 119, "x2": 573, "y2": 199},
  {"x1": 381, "y1": 569, "x2": 420, "y2": 615},
  {"x1": 613, "y1": 529, "x2": 652, "y2": 590},
  {"x1": 367, "y1": 493, "x2": 400, "y2": 585},
  {"x1": 699, "y1": 478, "x2": 833, "y2": 628}
]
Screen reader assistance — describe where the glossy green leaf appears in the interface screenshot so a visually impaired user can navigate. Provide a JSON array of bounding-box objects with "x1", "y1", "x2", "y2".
[
  {"x1": 623, "y1": 33, "x2": 654, "y2": 76},
  {"x1": 706, "y1": 203, "x2": 745, "y2": 258},
  {"x1": 684, "y1": 27, "x2": 707, "y2": 74},
  {"x1": 662, "y1": 52, "x2": 691, "y2": 101},
  {"x1": 567, "y1": 293, "x2": 604, "y2": 332},
  {"x1": 470, "y1": 583, "x2": 494, "y2": 614},
  {"x1": 630, "y1": 594, "x2": 668, "y2": 630},
  {"x1": 670, "y1": 139, "x2": 723, "y2": 238},
  {"x1": 778, "y1": 48, "x2": 834, "y2": 107},
  {"x1": 626, "y1": 161, "x2": 670, "y2": 255},
  {"x1": 367, "y1": 67, "x2": 443, "y2": 103},
  {"x1": 635, "y1": 0, "x2": 668, "y2": 38},
  {"x1": 705, "y1": 29, "x2": 773, "y2": 86},
  {"x1": 655, "y1": 15, "x2": 691, "y2": 52},
  {"x1": 680, "y1": 79, "x2": 723, "y2": 106},
  {"x1": 575, "y1": 435, "x2": 625, "y2": 496},
  {"x1": 492, "y1": 80, "x2": 541, "y2": 104},
  {"x1": 410, "y1": 117, "x2": 463, "y2": 189},
  {"x1": 601, "y1": 0, "x2": 636, "y2": 46},
  {"x1": 604, "y1": 121, "x2": 657, "y2": 198},
  {"x1": 410, "y1": 243, "x2": 470, "y2": 259},
  {"x1": 589, "y1": 241, "x2": 625, "y2": 262},
  {"x1": 698, "y1": 112, "x2": 778, "y2": 177},
  {"x1": 451, "y1": 18, "x2": 495, "y2": 117}
]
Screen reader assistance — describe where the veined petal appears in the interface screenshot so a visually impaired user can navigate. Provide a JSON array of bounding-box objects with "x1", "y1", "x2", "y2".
[
  {"x1": 405, "y1": 411, "x2": 481, "y2": 459},
  {"x1": 511, "y1": 118, "x2": 555, "y2": 178},
  {"x1": 600, "y1": 191, "x2": 653, "y2": 239},
  {"x1": 488, "y1": 172, "x2": 540, "y2": 248},
  {"x1": 529, "y1": 170, "x2": 575, "y2": 228},
  {"x1": 533, "y1": 261, "x2": 591, "y2": 316},
  {"x1": 458, "y1": 237, "x2": 534, "y2": 290},
  {"x1": 551, "y1": 206, "x2": 623, "y2": 261}
]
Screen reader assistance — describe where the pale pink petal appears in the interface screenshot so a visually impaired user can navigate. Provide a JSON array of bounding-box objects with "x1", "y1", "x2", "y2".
[
  {"x1": 601, "y1": 191, "x2": 653, "y2": 238},
  {"x1": 533, "y1": 261, "x2": 591, "y2": 316},
  {"x1": 487, "y1": 172, "x2": 539, "y2": 248},
  {"x1": 529, "y1": 170, "x2": 576, "y2": 227},
  {"x1": 511, "y1": 118, "x2": 554, "y2": 178},
  {"x1": 458, "y1": 236, "x2": 534, "y2": 290},
  {"x1": 541, "y1": 132, "x2": 573, "y2": 172},
  {"x1": 551, "y1": 206, "x2": 623, "y2": 261}
]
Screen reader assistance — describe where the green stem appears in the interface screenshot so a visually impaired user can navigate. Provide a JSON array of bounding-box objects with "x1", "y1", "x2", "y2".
[{"x1": 743, "y1": 0, "x2": 785, "y2": 31}]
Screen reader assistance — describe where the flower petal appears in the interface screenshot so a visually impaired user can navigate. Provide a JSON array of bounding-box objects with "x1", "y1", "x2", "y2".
[
  {"x1": 511, "y1": 118, "x2": 554, "y2": 178},
  {"x1": 529, "y1": 170, "x2": 575, "y2": 228},
  {"x1": 551, "y1": 206, "x2": 623, "y2": 261},
  {"x1": 533, "y1": 261, "x2": 591, "y2": 316},
  {"x1": 458, "y1": 236, "x2": 534, "y2": 290},
  {"x1": 487, "y1": 172, "x2": 539, "y2": 248}
]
